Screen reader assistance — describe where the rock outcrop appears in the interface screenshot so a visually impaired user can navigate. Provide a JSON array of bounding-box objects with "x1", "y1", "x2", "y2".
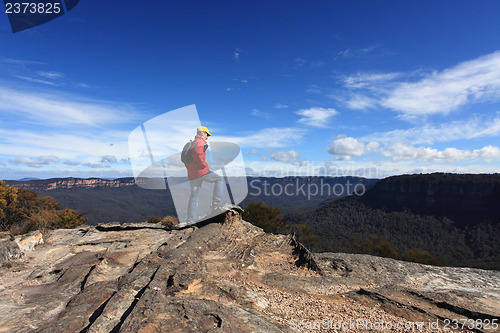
[
  {"x1": 0, "y1": 210, "x2": 498, "y2": 332},
  {"x1": 0, "y1": 231, "x2": 44, "y2": 266}
]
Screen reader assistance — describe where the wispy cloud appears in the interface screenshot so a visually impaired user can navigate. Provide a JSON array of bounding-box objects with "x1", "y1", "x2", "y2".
[
  {"x1": 0, "y1": 128, "x2": 130, "y2": 160},
  {"x1": 14, "y1": 75, "x2": 63, "y2": 86},
  {"x1": 274, "y1": 103, "x2": 289, "y2": 109},
  {"x1": 294, "y1": 58, "x2": 326, "y2": 68},
  {"x1": 383, "y1": 51, "x2": 500, "y2": 117},
  {"x1": 219, "y1": 127, "x2": 307, "y2": 148},
  {"x1": 296, "y1": 107, "x2": 338, "y2": 127},
  {"x1": 234, "y1": 48, "x2": 241, "y2": 61},
  {"x1": 251, "y1": 109, "x2": 272, "y2": 119},
  {"x1": 305, "y1": 85, "x2": 323, "y2": 94},
  {"x1": 334, "y1": 45, "x2": 381, "y2": 60},
  {"x1": 362, "y1": 116, "x2": 500, "y2": 145},
  {"x1": 340, "y1": 51, "x2": 500, "y2": 119},
  {"x1": 0, "y1": 56, "x2": 43, "y2": 66},
  {"x1": 342, "y1": 72, "x2": 403, "y2": 89},
  {"x1": 37, "y1": 71, "x2": 64, "y2": 79},
  {"x1": 0, "y1": 86, "x2": 138, "y2": 127},
  {"x1": 10, "y1": 155, "x2": 60, "y2": 168}
]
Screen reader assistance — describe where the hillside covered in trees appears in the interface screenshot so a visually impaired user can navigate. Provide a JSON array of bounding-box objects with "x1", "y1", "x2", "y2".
[{"x1": 285, "y1": 173, "x2": 500, "y2": 270}]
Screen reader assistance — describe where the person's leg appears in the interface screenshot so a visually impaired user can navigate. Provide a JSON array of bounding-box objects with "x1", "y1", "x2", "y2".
[
  {"x1": 187, "y1": 178, "x2": 203, "y2": 222},
  {"x1": 201, "y1": 171, "x2": 224, "y2": 207}
]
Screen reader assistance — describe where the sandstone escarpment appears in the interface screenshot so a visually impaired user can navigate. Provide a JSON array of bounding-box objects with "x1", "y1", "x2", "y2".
[
  {"x1": 0, "y1": 210, "x2": 498, "y2": 332},
  {"x1": 6, "y1": 177, "x2": 137, "y2": 191},
  {"x1": 361, "y1": 173, "x2": 500, "y2": 226}
]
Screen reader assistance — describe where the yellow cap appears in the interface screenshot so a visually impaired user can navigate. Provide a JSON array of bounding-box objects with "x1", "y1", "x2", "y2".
[{"x1": 197, "y1": 126, "x2": 211, "y2": 136}]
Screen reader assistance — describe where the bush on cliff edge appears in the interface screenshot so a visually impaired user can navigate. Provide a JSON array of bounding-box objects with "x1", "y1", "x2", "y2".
[{"x1": 0, "y1": 180, "x2": 87, "y2": 235}]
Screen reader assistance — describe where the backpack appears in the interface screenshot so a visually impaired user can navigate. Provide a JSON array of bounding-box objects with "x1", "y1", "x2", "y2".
[{"x1": 181, "y1": 140, "x2": 194, "y2": 164}]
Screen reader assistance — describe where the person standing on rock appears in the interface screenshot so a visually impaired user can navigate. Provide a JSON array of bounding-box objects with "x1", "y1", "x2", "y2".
[{"x1": 180, "y1": 126, "x2": 224, "y2": 228}]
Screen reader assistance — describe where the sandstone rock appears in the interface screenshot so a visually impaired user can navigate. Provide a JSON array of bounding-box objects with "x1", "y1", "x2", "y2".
[
  {"x1": 0, "y1": 210, "x2": 498, "y2": 333},
  {"x1": 0, "y1": 238, "x2": 20, "y2": 266},
  {"x1": 14, "y1": 230, "x2": 43, "y2": 253}
]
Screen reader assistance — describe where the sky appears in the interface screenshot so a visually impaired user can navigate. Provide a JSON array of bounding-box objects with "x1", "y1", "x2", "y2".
[{"x1": 1, "y1": 0, "x2": 500, "y2": 180}]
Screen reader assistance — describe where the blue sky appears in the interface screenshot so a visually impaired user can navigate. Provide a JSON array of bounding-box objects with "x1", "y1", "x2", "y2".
[{"x1": 1, "y1": 0, "x2": 500, "y2": 180}]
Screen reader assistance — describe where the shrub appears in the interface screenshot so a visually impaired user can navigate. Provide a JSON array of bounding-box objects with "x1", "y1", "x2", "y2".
[
  {"x1": 346, "y1": 234, "x2": 399, "y2": 259},
  {"x1": 243, "y1": 202, "x2": 285, "y2": 234},
  {"x1": 402, "y1": 248, "x2": 444, "y2": 266},
  {"x1": 0, "y1": 180, "x2": 18, "y2": 231},
  {"x1": 146, "y1": 216, "x2": 162, "y2": 224},
  {"x1": 1, "y1": 180, "x2": 86, "y2": 235},
  {"x1": 56, "y1": 208, "x2": 87, "y2": 229},
  {"x1": 244, "y1": 202, "x2": 320, "y2": 249},
  {"x1": 160, "y1": 216, "x2": 179, "y2": 227}
]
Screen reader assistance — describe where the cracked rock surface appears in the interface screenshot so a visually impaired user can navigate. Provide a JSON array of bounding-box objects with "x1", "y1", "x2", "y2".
[{"x1": 1, "y1": 209, "x2": 499, "y2": 332}]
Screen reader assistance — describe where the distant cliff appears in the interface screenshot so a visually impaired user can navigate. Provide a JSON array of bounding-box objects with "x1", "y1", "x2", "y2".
[
  {"x1": 286, "y1": 173, "x2": 500, "y2": 270},
  {"x1": 6, "y1": 177, "x2": 137, "y2": 191},
  {"x1": 360, "y1": 173, "x2": 500, "y2": 227}
]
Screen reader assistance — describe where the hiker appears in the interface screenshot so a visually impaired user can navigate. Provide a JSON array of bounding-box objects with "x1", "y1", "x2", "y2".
[{"x1": 181, "y1": 126, "x2": 224, "y2": 227}]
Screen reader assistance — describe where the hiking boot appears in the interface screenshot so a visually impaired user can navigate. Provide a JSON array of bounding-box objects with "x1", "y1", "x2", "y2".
[
  {"x1": 171, "y1": 220, "x2": 197, "y2": 230},
  {"x1": 211, "y1": 202, "x2": 231, "y2": 212}
]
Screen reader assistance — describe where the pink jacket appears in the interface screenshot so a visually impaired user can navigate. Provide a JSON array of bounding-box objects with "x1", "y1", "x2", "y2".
[{"x1": 186, "y1": 135, "x2": 209, "y2": 180}]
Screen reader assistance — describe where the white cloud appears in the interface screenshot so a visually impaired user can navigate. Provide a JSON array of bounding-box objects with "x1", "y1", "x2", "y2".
[
  {"x1": 63, "y1": 160, "x2": 80, "y2": 166},
  {"x1": 269, "y1": 149, "x2": 304, "y2": 166},
  {"x1": 345, "y1": 93, "x2": 378, "y2": 110},
  {"x1": 327, "y1": 137, "x2": 379, "y2": 160},
  {"x1": 83, "y1": 162, "x2": 110, "y2": 169},
  {"x1": 296, "y1": 107, "x2": 338, "y2": 127},
  {"x1": 327, "y1": 135, "x2": 500, "y2": 163},
  {"x1": 100, "y1": 155, "x2": 118, "y2": 163},
  {"x1": 0, "y1": 86, "x2": 138, "y2": 127},
  {"x1": 245, "y1": 148, "x2": 268, "y2": 161},
  {"x1": 381, "y1": 143, "x2": 500, "y2": 162}
]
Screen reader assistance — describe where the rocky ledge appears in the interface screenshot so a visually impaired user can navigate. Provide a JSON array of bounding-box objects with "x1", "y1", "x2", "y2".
[{"x1": 0, "y1": 210, "x2": 498, "y2": 332}]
